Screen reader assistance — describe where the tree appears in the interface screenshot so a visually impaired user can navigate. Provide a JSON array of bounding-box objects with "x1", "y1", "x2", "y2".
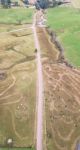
[
  {"x1": 40, "y1": 0, "x2": 48, "y2": 8},
  {"x1": 37, "y1": 0, "x2": 58, "y2": 8},
  {"x1": 23, "y1": 0, "x2": 29, "y2": 5},
  {"x1": 1, "y1": 0, "x2": 11, "y2": 8},
  {"x1": 48, "y1": 0, "x2": 58, "y2": 7},
  {"x1": 1, "y1": 0, "x2": 5, "y2": 7},
  {"x1": 35, "y1": 0, "x2": 48, "y2": 9},
  {"x1": 7, "y1": 0, "x2": 11, "y2": 8}
]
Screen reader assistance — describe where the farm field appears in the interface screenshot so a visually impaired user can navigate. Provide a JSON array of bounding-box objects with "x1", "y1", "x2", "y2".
[
  {"x1": 0, "y1": 12, "x2": 36, "y2": 148},
  {"x1": 47, "y1": 7, "x2": 80, "y2": 67},
  {"x1": 37, "y1": 27, "x2": 80, "y2": 150}
]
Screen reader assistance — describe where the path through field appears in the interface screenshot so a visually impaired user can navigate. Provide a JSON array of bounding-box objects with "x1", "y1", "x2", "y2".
[{"x1": 33, "y1": 14, "x2": 44, "y2": 150}]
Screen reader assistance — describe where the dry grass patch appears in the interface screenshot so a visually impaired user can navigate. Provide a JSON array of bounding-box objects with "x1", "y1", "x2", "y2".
[{"x1": 0, "y1": 26, "x2": 36, "y2": 148}]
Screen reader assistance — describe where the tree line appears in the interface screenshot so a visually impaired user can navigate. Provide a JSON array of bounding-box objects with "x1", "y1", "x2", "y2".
[
  {"x1": 1, "y1": 0, "x2": 11, "y2": 8},
  {"x1": 0, "y1": 0, "x2": 61, "y2": 9}
]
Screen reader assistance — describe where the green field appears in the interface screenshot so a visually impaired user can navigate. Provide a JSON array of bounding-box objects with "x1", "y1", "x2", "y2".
[
  {"x1": 0, "y1": 8, "x2": 33, "y2": 24},
  {"x1": 47, "y1": 7, "x2": 80, "y2": 67}
]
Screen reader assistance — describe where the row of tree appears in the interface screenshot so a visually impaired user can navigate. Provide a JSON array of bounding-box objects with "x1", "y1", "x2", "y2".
[
  {"x1": 0, "y1": 0, "x2": 30, "y2": 8},
  {"x1": 35, "y1": 0, "x2": 61, "y2": 9},
  {"x1": 0, "y1": 0, "x2": 58, "y2": 9}
]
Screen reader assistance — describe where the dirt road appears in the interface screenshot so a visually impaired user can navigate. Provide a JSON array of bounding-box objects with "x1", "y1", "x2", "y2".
[{"x1": 33, "y1": 14, "x2": 44, "y2": 150}]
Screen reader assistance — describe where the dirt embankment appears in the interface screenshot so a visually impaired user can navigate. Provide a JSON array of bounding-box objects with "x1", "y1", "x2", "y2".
[
  {"x1": 46, "y1": 28, "x2": 74, "y2": 68},
  {"x1": 37, "y1": 27, "x2": 59, "y2": 62},
  {"x1": 37, "y1": 26, "x2": 73, "y2": 68}
]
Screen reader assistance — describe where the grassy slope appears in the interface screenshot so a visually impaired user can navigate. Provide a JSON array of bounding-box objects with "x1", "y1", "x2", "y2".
[
  {"x1": 47, "y1": 7, "x2": 80, "y2": 67},
  {"x1": 0, "y1": 8, "x2": 34, "y2": 24}
]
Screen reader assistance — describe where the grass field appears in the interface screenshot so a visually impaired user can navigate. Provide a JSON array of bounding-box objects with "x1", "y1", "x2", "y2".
[
  {"x1": 47, "y1": 7, "x2": 80, "y2": 67},
  {"x1": 0, "y1": 25, "x2": 36, "y2": 148},
  {"x1": 0, "y1": 8, "x2": 33, "y2": 24}
]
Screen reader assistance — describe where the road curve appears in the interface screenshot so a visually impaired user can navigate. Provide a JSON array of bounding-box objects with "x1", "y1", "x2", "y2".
[{"x1": 32, "y1": 14, "x2": 44, "y2": 150}]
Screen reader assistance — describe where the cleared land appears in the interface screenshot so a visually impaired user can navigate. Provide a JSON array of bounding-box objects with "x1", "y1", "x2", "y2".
[
  {"x1": 37, "y1": 27, "x2": 80, "y2": 150},
  {"x1": 47, "y1": 7, "x2": 80, "y2": 67},
  {"x1": 0, "y1": 9, "x2": 36, "y2": 149}
]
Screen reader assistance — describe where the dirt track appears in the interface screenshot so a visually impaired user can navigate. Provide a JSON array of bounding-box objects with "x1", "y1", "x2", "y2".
[
  {"x1": 33, "y1": 15, "x2": 43, "y2": 150},
  {"x1": 37, "y1": 27, "x2": 80, "y2": 150}
]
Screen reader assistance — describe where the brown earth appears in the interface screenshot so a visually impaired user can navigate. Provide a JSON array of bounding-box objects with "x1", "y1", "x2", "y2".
[{"x1": 37, "y1": 27, "x2": 80, "y2": 150}]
